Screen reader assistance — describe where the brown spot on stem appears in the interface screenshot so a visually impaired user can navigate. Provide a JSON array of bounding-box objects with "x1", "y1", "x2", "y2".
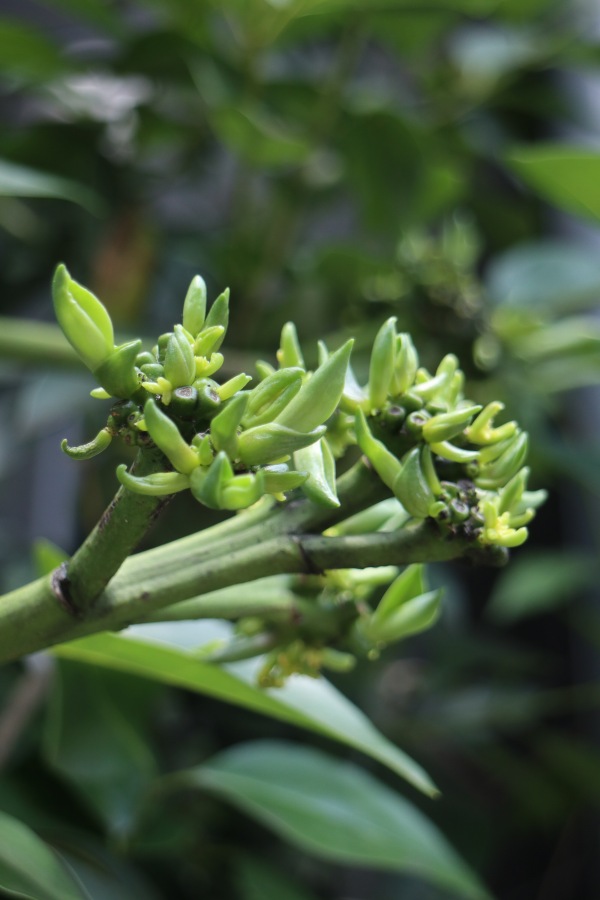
[{"x1": 51, "y1": 563, "x2": 81, "y2": 618}]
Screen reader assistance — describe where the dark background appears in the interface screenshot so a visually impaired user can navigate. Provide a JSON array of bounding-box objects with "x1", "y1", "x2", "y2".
[{"x1": 1, "y1": 1, "x2": 600, "y2": 898}]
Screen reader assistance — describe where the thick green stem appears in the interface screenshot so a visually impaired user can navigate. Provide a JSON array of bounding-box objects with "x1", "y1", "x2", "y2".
[
  {"x1": 64, "y1": 449, "x2": 171, "y2": 611},
  {"x1": 0, "y1": 519, "x2": 506, "y2": 663}
]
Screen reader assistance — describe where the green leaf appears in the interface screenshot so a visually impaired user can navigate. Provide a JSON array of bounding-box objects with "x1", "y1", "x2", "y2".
[
  {"x1": 53, "y1": 633, "x2": 437, "y2": 796},
  {"x1": 486, "y1": 240, "x2": 600, "y2": 313},
  {"x1": 185, "y1": 741, "x2": 490, "y2": 900},
  {"x1": 0, "y1": 20, "x2": 68, "y2": 80},
  {"x1": 0, "y1": 810, "x2": 86, "y2": 900},
  {"x1": 210, "y1": 106, "x2": 311, "y2": 168},
  {"x1": 506, "y1": 143, "x2": 600, "y2": 223},
  {"x1": 233, "y1": 855, "x2": 317, "y2": 900},
  {"x1": 0, "y1": 159, "x2": 101, "y2": 213},
  {"x1": 486, "y1": 552, "x2": 598, "y2": 624},
  {"x1": 43, "y1": 661, "x2": 158, "y2": 838}
]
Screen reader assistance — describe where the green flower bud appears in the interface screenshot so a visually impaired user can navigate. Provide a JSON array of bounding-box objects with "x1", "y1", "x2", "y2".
[
  {"x1": 275, "y1": 339, "x2": 353, "y2": 433},
  {"x1": 429, "y1": 440, "x2": 480, "y2": 463},
  {"x1": 182, "y1": 275, "x2": 207, "y2": 337},
  {"x1": 497, "y1": 466, "x2": 529, "y2": 515},
  {"x1": 52, "y1": 264, "x2": 114, "y2": 371},
  {"x1": 263, "y1": 465, "x2": 308, "y2": 495},
  {"x1": 164, "y1": 324, "x2": 196, "y2": 389},
  {"x1": 140, "y1": 363, "x2": 164, "y2": 379},
  {"x1": 217, "y1": 373, "x2": 252, "y2": 402},
  {"x1": 136, "y1": 351, "x2": 156, "y2": 367},
  {"x1": 94, "y1": 339, "x2": 142, "y2": 398},
  {"x1": 393, "y1": 447, "x2": 445, "y2": 519},
  {"x1": 480, "y1": 499, "x2": 528, "y2": 548},
  {"x1": 277, "y1": 322, "x2": 305, "y2": 369},
  {"x1": 189, "y1": 451, "x2": 232, "y2": 508},
  {"x1": 61, "y1": 428, "x2": 113, "y2": 460},
  {"x1": 210, "y1": 392, "x2": 248, "y2": 457},
  {"x1": 194, "y1": 326, "x2": 225, "y2": 358},
  {"x1": 144, "y1": 399, "x2": 200, "y2": 474},
  {"x1": 422, "y1": 405, "x2": 481, "y2": 444},
  {"x1": 116, "y1": 465, "x2": 190, "y2": 496},
  {"x1": 192, "y1": 432, "x2": 214, "y2": 467},
  {"x1": 243, "y1": 367, "x2": 304, "y2": 428},
  {"x1": 390, "y1": 333, "x2": 418, "y2": 396},
  {"x1": 221, "y1": 470, "x2": 266, "y2": 510},
  {"x1": 340, "y1": 359, "x2": 367, "y2": 413},
  {"x1": 256, "y1": 360, "x2": 276, "y2": 380},
  {"x1": 156, "y1": 332, "x2": 173, "y2": 362},
  {"x1": 360, "y1": 565, "x2": 443, "y2": 645},
  {"x1": 294, "y1": 437, "x2": 340, "y2": 508},
  {"x1": 354, "y1": 409, "x2": 402, "y2": 490},
  {"x1": 465, "y1": 402, "x2": 517, "y2": 445},
  {"x1": 412, "y1": 354, "x2": 458, "y2": 402},
  {"x1": 475, "y1": 432, "x2": 528, "y2": 489},
  {"x1": 203, "y1": 288, "x2": 230, "y2": 349},
  {"x1": 237, "y1": 423, "x2": 326, "y2": 468},
  {"x1": 367, "y1": 589, "x2": 442, "y2": 645},
  {"x1": 368, "y1": 317, "x2": 397, "y2": 411}
]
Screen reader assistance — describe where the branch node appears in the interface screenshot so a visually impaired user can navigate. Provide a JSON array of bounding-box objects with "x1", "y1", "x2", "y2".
[
  {"x1": 51, "y1": 563, "x2": 82, "y2": 618},
  {"x1": 294, "y1": 536, "x2": 324, "y2": 575}
]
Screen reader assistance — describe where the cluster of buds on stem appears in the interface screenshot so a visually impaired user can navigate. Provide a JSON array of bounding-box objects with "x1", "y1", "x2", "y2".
[
  {"x1": 53, "y1": 269, "x2": 544, "y2": 547},
  {"x1": 331, "y1": 317, "x2": 545, "y2": 550}
]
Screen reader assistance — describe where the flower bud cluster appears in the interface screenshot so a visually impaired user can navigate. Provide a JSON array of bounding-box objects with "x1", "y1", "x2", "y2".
[
  {"x1": 54, "y1": 266, "x2": 352, "y2": 511},
  {"x1": 53, "y1": 267, "x2": 544, "y2": 535},
  {"x1": 344, "y1": 318, "x2": 545, "y2": 549}
]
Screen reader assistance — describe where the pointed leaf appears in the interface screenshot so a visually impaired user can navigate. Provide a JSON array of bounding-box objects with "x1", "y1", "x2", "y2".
[
  {"x1": 0, "y1": 811, "x2": 86, "y2": 900},
  {"x1": 53, "y1": 633, "x2": 437, "y2": 796},
  {"x1": 186, "y1": 742, "x2": 490, "y2": 900}
]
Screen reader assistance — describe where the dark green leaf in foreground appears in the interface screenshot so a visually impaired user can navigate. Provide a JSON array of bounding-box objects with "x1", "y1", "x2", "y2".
[
  {"x1": 184, "y1": 741, "x2": 490, "y2": 900},
  {"x1": 0, "y1": 810, "x2": 86, "y2": 900},
  {"x1": 53, "y1": 633, "x2": 437, "y2": 796}
]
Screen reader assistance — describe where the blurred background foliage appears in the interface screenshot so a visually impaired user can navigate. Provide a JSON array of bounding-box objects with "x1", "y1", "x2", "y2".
[{"x1": 1, "y1": 0, "x2": 600, "y2": 897}]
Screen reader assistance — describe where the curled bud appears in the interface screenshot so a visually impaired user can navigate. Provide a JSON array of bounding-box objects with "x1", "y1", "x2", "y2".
[
  {"x1": 354, "y1": 409, "x2": 402, "y2": 490},
  {"x1": 116, "y1": 465, "x2": 190, "y2": 496},
  {"x1": 61, "y1": 428, "x2": 112, "y2": 460},
  {"x1": 143, "y1": 399, "x2": 200, "y2": 475}
]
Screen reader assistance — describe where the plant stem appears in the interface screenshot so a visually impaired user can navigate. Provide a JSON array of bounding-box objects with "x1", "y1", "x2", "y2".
[
  {"x1": 63, "y1": 448, "x2": 171, "y2": 612},
  {"x1": 0, "y1": 518, "x2": 506, "y2": 664}
]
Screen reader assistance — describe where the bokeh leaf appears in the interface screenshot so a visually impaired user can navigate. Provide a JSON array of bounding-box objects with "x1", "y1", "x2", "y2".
[
  {"x1": 53, "y1": 633, "x2": 437, "y2": 796},
  {"x1": 486, "y1": 552, "x2": 598, "y2": 624},
  {"x1": 0, "y1": 160, "x2": 101, "y2": 213},
  {"x1": 506, "y1": 144, "x2": 600, "y2": 222},
  {"x1": 0, "y1": 810, "x2": 86, "y2": 900},
  {"x1": 186, "y1": 741, "x2": 490, "y2": 899}
]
